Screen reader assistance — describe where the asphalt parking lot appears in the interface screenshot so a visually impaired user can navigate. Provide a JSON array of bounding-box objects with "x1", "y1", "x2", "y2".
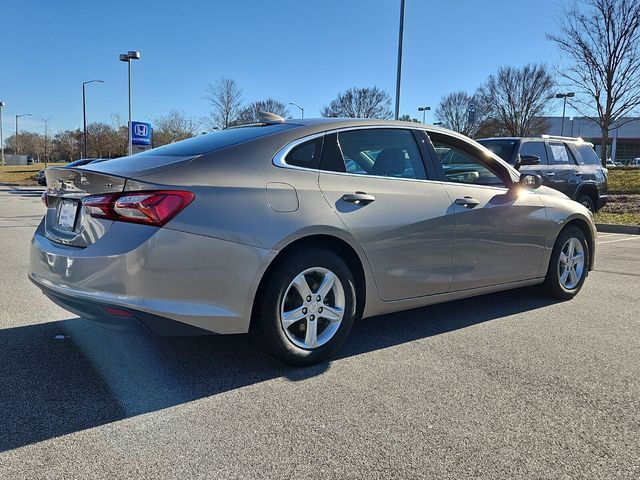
[{"x1": 1, "y1": 185, "x2": 639, "y2": 480}]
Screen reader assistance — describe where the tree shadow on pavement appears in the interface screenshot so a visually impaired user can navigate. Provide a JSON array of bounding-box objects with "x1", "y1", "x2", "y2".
[{"x1": 0, "y1": 285, "x2": 558, "y2": 452}]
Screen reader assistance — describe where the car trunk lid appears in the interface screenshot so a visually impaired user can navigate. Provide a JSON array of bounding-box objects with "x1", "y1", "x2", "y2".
[{"x1": 44, "y1": 167, "x2": 127, "y2": 247}]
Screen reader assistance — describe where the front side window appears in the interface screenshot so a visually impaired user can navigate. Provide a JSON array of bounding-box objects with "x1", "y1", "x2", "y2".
[
  {"x1": 520, "y1": 141, "x2": 548, "y2": 164},
  {"x1": 549, "y1": 142, "x2": 576, "y2": 165},
  {"x1": 430, "y1": 134, "x2": 506, "y2": 186},
  {"x1": 335, "y1": 129, "x2": 426, "y2": 180}
]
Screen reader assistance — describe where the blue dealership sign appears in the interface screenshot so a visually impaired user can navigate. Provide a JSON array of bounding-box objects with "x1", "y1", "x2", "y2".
[{"x1": 131, "y1": 121, "x2": 152, "y2": 146}]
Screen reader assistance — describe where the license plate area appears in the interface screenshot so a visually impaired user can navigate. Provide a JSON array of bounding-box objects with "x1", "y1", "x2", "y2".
[{"x1": 57, "y1": 199, "x2": 80, "y2": 231}]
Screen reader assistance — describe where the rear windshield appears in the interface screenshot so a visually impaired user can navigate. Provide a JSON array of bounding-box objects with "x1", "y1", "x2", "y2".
[
  {"x1": 575, "y1": 143, "x2": 601, "y2": 165},
  {"x1": 138, "y1": 123, "x2": 296, "y2": 157},
  {"x1": 477, "y1": 139, "x2": 518, "y2": 164}
]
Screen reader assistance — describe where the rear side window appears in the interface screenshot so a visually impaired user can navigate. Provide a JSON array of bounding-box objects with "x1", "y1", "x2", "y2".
[
  {"x1": 285, "y1": 137, "x2": 323, "y2": 169},
  {"x1": 137, "y1": 123, "x2": 295, "y2": 157},
  {"x1": 335, "y1": 129, "x2": 426, "y2": 180},
  {"x1": 575, "y1": 144, "x2": 601, "y2": 165},
  {"x1": 520, "y1": 141, "x2": 548, "y2": 164},
  {"x1": 549, "y1": 142, "x2": 576, "y2": 165}
]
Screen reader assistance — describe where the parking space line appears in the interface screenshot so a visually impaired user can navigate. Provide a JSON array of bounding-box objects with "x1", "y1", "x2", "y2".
[{"x1": 598, "y1": 236, "x2": 640, "y2": 245}]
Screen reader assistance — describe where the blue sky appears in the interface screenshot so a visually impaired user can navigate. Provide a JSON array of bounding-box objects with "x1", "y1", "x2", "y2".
[{"x1": 0, "y1": 0, "x2": 571, "y2": 135}]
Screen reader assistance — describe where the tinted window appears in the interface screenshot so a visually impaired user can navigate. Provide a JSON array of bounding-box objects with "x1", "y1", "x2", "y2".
[
  {"x1": 335, "y1": 129, "x2": 426, "y2": 180},
  {"x1": 575, "y1": 143, "x2": 601, "y2": 165},
  {"x1": 520, "y1": 141, "x2": 548, "y2": 164},
  {"x1": 477, "y1": 139, "x2": 518, "y2": 163},
  {"x1": 431, "y1": 136, "x2": 506, "y2": 186},
  {"x1": 285, "y1": 137, "x2": 323, "y2": 169},
  {"x1": 549, "y1": 142, "x2": 575, "y2": 165},
  {"x1": 138, "y1": 123, "x2": 295, "y2": 157}
]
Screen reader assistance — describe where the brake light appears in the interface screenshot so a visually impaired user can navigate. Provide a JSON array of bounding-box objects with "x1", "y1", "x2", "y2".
[{"x1": 82, "y1": 190, "x2": 194, "y2": 226}]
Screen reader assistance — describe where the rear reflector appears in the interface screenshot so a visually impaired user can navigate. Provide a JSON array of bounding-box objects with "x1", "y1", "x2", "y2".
[
  {"x1": 103, "y1": 306, "x2": 134, "y2": 318},
  {"x1": 83, "y1": 190, "x2": 194, "y2": 227}
]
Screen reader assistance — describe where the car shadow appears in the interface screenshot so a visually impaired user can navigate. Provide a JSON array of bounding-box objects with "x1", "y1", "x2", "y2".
[{"x1": 0, "y1": 285, "x2": 558, "y2": 452}]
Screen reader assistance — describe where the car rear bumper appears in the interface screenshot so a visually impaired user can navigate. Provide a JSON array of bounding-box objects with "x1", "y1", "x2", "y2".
[
  {"x1": 28, "y1": 220, "x2": 276, "y2": 335},
  {"x1": 596, "y1": 194, "x2": 607, "y2": 211}
]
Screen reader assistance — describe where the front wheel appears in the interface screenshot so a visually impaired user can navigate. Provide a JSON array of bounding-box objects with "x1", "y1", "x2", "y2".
[
  {"x1": 253, "y1": 249, "x2": 356, "y2": 366},
  {"x1": 576, "y1": 195, "x2": 595, "y2": 213},
  {"x1": 542, "y1": 226, "x2": 589, "y2": 300}
]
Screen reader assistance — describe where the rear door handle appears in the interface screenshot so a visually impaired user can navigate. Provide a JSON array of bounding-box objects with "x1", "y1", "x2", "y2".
[
  {"x1": 454, "y1": 197, "x2": 480, "y2": 209},
  {"x1": 341, "y1": 192, "x2": 376, "y2": 204},
  {"x1": 546, "y1": 172, "x2": 555, "y2": 177}
]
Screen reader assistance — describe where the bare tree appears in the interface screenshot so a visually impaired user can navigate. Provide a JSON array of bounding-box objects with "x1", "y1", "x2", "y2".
[
  {"x1": 476, "y1": 63, "x2": 555, "y2": 136},
  {"x1": 153, "y1": 110, "x2": 200, "y2": 146},
  {"x1": 547, "y1": 0, "x2": 640, "y2": 165},
  {"x1": 52, "y1": 130, "x2": 82, "y2": 161},
  {"x1": 321, "y1": 87, "x2": 393, "y2": 119},
  {"x1": 435, "y1": 91, "x2": 486, "y2": 137},
  {"x1": 205, "y1": 77, "x2": 243, "y2": 130},
  {"x1": 234, "y1": 99, "x2": 289, "y2": 125}
]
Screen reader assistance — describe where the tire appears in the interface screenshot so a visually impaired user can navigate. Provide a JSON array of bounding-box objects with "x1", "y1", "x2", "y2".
[
  {"x1": 542, "y1": 226, "x2": 590, "y2": 300},
  {"x1": 576, "y1": 195, "x2": 595, "y2": 213},
  {"x1": 253, "y1": 248, "x2": 357, "y2": 366}
]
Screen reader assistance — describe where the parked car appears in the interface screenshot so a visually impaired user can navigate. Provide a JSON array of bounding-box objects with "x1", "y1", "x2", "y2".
[
  {"x1": 605, "y1": 158, "x2": 622, "y2": 168},
  {"x1": 36, "y1": 158, "x2": 107, "y2": 186},
  {"x1": 477, "y1": 135, "x2": 607, "y2": 212},
  {"x1": 629, "y1": 158, "x2": 640, "y2": 167},
  {"x1": 29, "y1": 118, "x2": 596, "y2": 366}
]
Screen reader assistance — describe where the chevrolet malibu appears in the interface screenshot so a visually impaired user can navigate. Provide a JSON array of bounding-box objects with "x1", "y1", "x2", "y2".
[{"x1": 29, "y1": 117, "x2": 596, "y2": 365}]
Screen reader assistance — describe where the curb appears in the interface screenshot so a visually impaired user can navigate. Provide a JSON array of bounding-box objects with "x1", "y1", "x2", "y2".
[{"x1": 596, "y1": 223, "x2": 640, "y2": 235}]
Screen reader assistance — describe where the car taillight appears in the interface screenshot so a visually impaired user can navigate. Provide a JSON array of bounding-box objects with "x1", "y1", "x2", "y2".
[{"x1": 82, "y1": 190, "x2": 194, "y2": 226}]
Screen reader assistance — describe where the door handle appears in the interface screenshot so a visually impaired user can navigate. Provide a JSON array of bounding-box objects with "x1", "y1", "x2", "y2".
[
  {"x1": 341, "y1": 192, "x2": 376, "y2": 204},
  {"x1": 546, "y1": 172, "x2": 555, "y2": 177},
  {"x1": 454, "y1": 196, "x2": 480, "y2": 209}
]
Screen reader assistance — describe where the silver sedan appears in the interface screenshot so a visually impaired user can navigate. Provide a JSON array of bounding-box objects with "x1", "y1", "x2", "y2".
[{"x1": 29, "y1": 117, "x2": 596, "y2": 365}]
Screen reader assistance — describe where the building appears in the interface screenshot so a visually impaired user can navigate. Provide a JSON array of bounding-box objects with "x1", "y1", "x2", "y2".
[{"x1": 540, "y1": 116, "x2": 640, "y2": 164}]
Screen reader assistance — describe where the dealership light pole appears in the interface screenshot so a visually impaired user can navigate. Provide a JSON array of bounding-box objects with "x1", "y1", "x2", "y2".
[
  {"x1": 15, "y1": 113, "x2": 32, "y2": 156},
  {"x1": 289, "y1": 102, "x2": 304, "y2": 118},
  {"x1": 394, "y1": 0, "x2": 406, "y2": 120},
  {"x1": 119, "y1": 51, "x2": 141, "y2": 156},
  {"x1": 83, "y1": 80, "x2": 104, "y2": 159},
  {"x1": 418, "y1": 106, "x2": 431, "y2": 124},
  {"x1": 0, "y1": 101, "x2": 5, "y2": 166},
  {"x1": 555, "y1": 92, "x2": 575, "y2": 136}
]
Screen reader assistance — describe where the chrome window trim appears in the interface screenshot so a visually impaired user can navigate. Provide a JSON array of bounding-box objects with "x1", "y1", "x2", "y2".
[
  {"x1": 272, "y1": 125, "x2": 433, "y2": 182},
  {"x1": 272, "y1": 125, "x2": 514, "y2": 190}
]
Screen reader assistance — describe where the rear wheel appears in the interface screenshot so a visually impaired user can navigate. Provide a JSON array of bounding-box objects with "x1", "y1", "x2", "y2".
[
  {"x1": 254, "y1": 249, "x2": 356, "y2": 366},
  {"x1": 576, "y1": 195, "x2": 595, "y2": 213},
  {"x1": 542, "y1": 226, "x2": 589, "y2": 300}
]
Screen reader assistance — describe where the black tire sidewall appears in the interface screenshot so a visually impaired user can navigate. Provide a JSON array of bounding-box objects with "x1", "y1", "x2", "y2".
[
  {"x1": 255, "y1": 249, "x2": 356, "y2": 366},
  {"x1": 544, "y1": 226, "x2": 590, "y2": 299}
]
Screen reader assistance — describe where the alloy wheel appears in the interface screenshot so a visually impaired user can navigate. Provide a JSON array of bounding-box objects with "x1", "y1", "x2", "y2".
[
  {"x1": 557, "y1": 237, "x2": 585, "y2": 290},
  {"x1": 280, "y1": 267, "x2": 345, "y2": 350}
]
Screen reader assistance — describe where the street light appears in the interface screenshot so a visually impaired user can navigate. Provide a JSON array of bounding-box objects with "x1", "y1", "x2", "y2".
[
  {"x1": 15, "y1": 113, "x2": 32, "y2": 156},
  {"x1": 119, "y1": 50, "x2": 141, "y2": 155},
  {"x1": 394, "y1": 0, "x2": 406, "y2": 120},
  {"x1": 555, "y1": 92, "x2": 575, "y2": 136},
  {"x1": 289, "y1": 102, "x2": 304, "y2": 118},
  {"x1": 83, "y1": 80, "x2": 104, "y2": 159},
  {"x1": 418, "y1": 106, "x2": 431, "y2": 124},
  {"x1": 0, "y1": 101, "x2": 5, "y2": 166}
]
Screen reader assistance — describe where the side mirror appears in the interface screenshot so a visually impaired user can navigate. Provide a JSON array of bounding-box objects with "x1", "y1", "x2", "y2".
[
  {"x1": 514, "y1": 154, "x2": 540, "y2": 170},
  {"x1": 518, "y1": 173, "x2": 542, "y2": 190}
]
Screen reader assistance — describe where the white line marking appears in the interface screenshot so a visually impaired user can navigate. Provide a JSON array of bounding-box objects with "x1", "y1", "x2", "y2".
[{"x1": 598, "y1": 236, "x2": 640, "y2": 245}]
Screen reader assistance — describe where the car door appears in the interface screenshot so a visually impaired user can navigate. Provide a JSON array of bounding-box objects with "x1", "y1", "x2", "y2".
[
  {"x1": 426, "y1": 131, "x2": 549, "y2": 291},
  {"x1": 318, "y1": 128, "x2": 454, "y2": 301}
]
